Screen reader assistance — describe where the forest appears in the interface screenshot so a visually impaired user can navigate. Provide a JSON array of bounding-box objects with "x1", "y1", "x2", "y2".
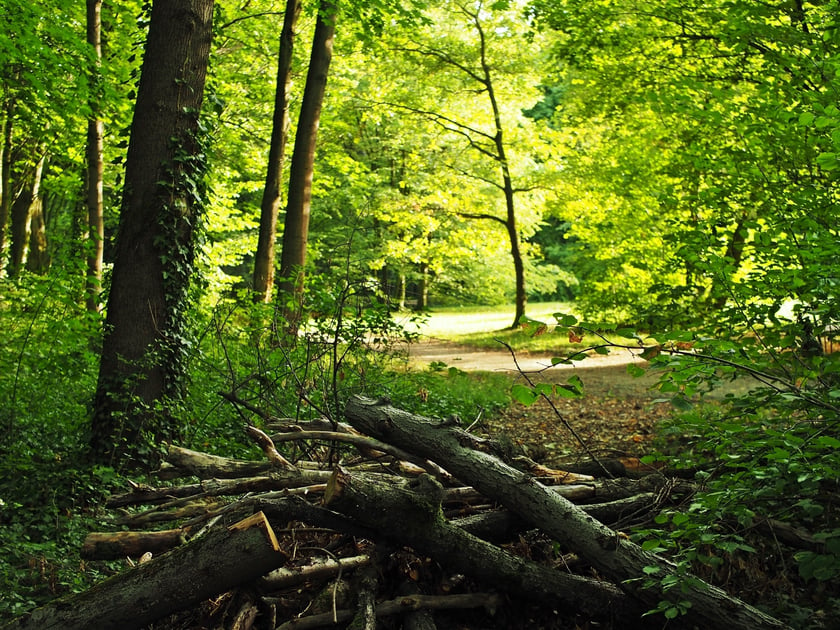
[{"x1": 0, "y1": 0, "x2": 838, "y2": 628}]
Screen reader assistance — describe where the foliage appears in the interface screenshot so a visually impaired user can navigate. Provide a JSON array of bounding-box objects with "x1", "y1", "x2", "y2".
[
  {"x1": 516, "y1": 310, "x2": 840, "y2": 624},
  {"x1": 0, "y1": 273, "x2": 117, "y2": 620}
]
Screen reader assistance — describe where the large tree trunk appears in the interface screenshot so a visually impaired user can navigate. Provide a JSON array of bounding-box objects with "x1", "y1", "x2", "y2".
[
  {"x1": 85, "y1": 0, "x2": 105, "y2": 312},
  {"x1": 253, "y1": 0, "x2": 301, "y2": 303},
  {"x1": 91, "y1": 0, "x2": 215, "y2": 465},
  {"x1": 277, "y1": 0, "x2": 336, "y2": 320},
  {"x1": 343, "y1": 396, "x2": 791, "y2": 630}
]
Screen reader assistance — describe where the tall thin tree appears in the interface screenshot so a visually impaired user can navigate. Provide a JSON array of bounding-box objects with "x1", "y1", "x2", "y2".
[
  {"x1": 253, "y1": 0, "x2": 301, "y2": 303},
  {"x1": 85, "y1": 0, "x2": 105, "y2": 311},
  {"x1": 277, "y1": 0, "x2": 336, "y2": 319}
]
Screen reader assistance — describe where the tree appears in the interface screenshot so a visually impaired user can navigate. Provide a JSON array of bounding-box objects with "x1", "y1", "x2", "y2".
[
  {"x1": 84, "y1": 0, "x2": 104, "y2": 312},
  {"x1": 385, "y1": 0, "x2": 554, "y2": 327},
  {"x1": 528, "y1": 0, "x2": 840, "y2": 328},
  {"x1": 91, "y1": 0, "x2": 215, "y2": 464},
  {"x1": 252, "y1": 0, "x2": 301, "y2": 303},
  {"x1": 277, "y1": 0, "x2": 337, "y2": 319}
]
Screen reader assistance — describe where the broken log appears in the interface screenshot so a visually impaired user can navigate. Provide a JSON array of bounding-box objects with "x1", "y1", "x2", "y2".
[
  {"x1": 323, "y1": 466, "x2": 644, "y2": 624},
  {"x1": 81, "y1": 528, "x2": 188, "y2": 560},
  {"x1": 344, "y1": 395, "x2": 791, "y2": 630},
  {"x1": 3, "y1": 512, "x2": 287, "y2": 630}
]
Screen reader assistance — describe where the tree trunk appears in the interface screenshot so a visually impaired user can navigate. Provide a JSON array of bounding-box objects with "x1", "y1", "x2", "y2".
[
  {"x1": 0, "y1": 101, "x2": 11, "y2": 266},
  {"x1": 91, "y1": 0, "x2": 215, "y2": 466},
  {"x1": 277, "y1": 0, "x2": 336, "y2": 319},
  {"x1": 343, "y1": 396, "x2": 791, "y2": 630},
  {"x1": 3, "y1": 512, "x2": 286, "y2": 630},
  {"x1": 253, "y1": 0, "x2": 301, "y2": 303},
  {"x1": 471, "y1": 9, "x2": 526, "y2": 328},
  {"x1": 7, "y1": 152, "x2": 45, "y2": 277},
  {"x1": 85, "y1": 0, "x2": 105, "y2": 312},
  {"x1": 25, "y1": 154, "x2": 48, "y2": 273}
]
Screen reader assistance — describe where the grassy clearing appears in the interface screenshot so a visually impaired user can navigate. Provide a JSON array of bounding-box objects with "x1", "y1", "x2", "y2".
[{"x1": 395, "y1": 302, "x2": 610, "y2": 354}]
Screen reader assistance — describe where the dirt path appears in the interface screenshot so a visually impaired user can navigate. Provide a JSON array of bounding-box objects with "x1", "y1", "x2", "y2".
[
  {"x1": 407, "y1": 337, "x2": 751, "y2": 466},
  {"x1": 408, "y1": 337, "x2": 661, "y2": 397}
]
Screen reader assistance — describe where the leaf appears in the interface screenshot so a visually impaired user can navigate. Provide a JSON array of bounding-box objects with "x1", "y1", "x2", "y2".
[
  {"x1": 616, "y1": 327, "x2": 638, "y2": 339},
  {"x1": 640, "y1": 345, "x2": 661, "y2": 360},
  {"x1": 626, "y1": 364, "x2": 646, "y2": 378},
  {"x1": 553, "y1": 313, "x2": 578, "y2": 326},
  {"x1": 511, "y1": 384, "x2": 538, "y2": 406}
]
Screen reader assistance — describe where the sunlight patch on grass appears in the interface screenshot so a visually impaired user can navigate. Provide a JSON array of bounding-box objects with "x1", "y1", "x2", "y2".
[{"x1": 396, "y1": 302, "x2": 575, "y2": 338}]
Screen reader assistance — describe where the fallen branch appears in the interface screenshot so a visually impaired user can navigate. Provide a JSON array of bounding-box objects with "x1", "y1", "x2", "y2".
[
  {"x1": 3, "y1": 512, "x2": 287, "y2": 630},
  {"x1": 344, "y1": 395, "x2": 791, "y2": 630}
]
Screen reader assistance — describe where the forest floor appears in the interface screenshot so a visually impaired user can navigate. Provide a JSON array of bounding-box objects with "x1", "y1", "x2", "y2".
[{"x1": 408, "y1": 337, "x2": 754, "y2": 467}]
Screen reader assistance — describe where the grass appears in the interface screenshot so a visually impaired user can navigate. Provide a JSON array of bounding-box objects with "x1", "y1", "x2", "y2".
[{"x1": 395, "y1": 302, "x2": 621, "y2": 354}]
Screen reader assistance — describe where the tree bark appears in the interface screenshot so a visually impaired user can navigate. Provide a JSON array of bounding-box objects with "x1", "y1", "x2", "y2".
[
  {"x1": 3, "y1": 512, "x2": 286, "y2": 630},
  {"x1": 85, "y1": 0, "x2": 105, "y2": 312},
  {"x1": 25, "y1": 153, "x2": 48, "y2": 273},
  {"x1": 323, "y1": 466, "x2": 643, "y2": 624},
  {"x1": 277, "y1": 0, "x2": 336, "y2": 320},
  {"x1": 7, "y1": 152, "x2": 45, "y2": 277},
  {"x1": 91, "y1": 0, "x2": 215, "y2": 465},
  {"x1": 343, "y1": 396, "x2": 791, "y2": 630},
  {"x1": 253, "y1": 0, "x2": 301, "y2": 303},
  {"x1": 0, "y1": 98, "x2": 12, "y2": 265}
]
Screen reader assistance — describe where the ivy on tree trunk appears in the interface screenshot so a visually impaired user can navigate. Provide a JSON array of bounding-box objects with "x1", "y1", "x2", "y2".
[{"x1": 91, "y1": 0, "x2": 215, "y2": 466}]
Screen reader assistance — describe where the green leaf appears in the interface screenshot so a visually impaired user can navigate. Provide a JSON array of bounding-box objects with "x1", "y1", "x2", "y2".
[
  {"x1": 553, "y1": 313, "x2": 578, "y2": 326},
  {"x1": 511, "y1": 384, "x2": 538, "y2": 406},
  {"x1": 626, "y1": 364, "x2": 646, "y2": 378}
]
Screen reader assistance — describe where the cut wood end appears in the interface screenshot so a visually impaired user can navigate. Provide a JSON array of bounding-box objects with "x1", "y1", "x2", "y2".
[
  {"x1": 323, "y1": 468, "x2": 349, "y2": 506},
  {"x1": 228, "y1": 511, "x2": 281, "y2": 552}
]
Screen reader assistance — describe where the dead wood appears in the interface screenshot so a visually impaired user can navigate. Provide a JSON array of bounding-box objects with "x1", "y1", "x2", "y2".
[
  {"x1": 3, "y1": 512, "x2": 287, "y2": 630},
  {"x1": 343, "y1": 395, "x2": 791, "y2": 630},
  {"x1": 258, "y1": 555, "x2": 372, "y2": 590},
  {"x1": 269, "y1": 428, "x2": 452, "y2": 480},
  {"x1": 323, "y1": 466, "x2": 644, "y2": 623},
  {"x1": 275, "y1": 593, "x2": 504, "y2": 630},
  {"x1": 81, "y1": 528, "x2": 188, "y2": 560}
]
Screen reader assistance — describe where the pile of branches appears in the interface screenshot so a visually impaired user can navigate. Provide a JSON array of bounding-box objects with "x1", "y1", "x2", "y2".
[{"x1": 3, "y1": 396, "x2": 793, "y2": 630}]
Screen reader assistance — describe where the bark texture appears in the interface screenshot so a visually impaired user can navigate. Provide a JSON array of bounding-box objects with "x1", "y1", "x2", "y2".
[
  {"x1": 3, "y1": 513, "x2": 285, "y2": 630},
  {"x1": 91, "y1": 0, "x2": 214, "y2": 464},
  {"x1": 343, "y1": 395, "x2": 791, "y2": 630},
  {"x1": 277, "y1": 0, "x2": 336, "y2": 314},
  {"x1": 253, "y1": 0, "x2": 301, "y2": 302}
]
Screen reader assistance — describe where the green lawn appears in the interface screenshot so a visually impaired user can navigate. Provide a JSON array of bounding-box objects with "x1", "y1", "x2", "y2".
[{"x1": 394, "y1": 302, "x2": 591, "y2": 353}]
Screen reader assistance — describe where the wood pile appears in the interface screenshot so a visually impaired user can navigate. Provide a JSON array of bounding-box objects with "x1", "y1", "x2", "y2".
[{"x1": 2, "y1": 396, "x2": 793, "y2": 630}]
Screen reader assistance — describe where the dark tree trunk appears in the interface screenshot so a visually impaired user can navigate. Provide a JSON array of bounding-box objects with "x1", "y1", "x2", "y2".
[
  {"x1": 91, "y1": 0, "x2": 215, "y2": 465},
  {"x1": 277, "y1": 0, "x2": 336, "y2": 320},
  {"x1": 253, "y1": 0, "x2": 301, "y2": 303},
  {"x1": 85, "y1": 0, "x2": 105, "y2": 312}
]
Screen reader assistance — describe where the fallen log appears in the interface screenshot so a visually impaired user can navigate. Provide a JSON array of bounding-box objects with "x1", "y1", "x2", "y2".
[
  {"x1": 344, "y1": 395, "x2": 791, "y2": 630},
  {"x1": 2, "y1": 512, "x2": 287, "y2": 630},
  {"x1": 81, "y1": 528, "x2": 188, "y2": 560},
  {"x1": 275, "y1": 592, "x2": 503, "y2": 630},
  {"x1": 323, "y1": 466, "x2": 644, "y2": 624}
]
